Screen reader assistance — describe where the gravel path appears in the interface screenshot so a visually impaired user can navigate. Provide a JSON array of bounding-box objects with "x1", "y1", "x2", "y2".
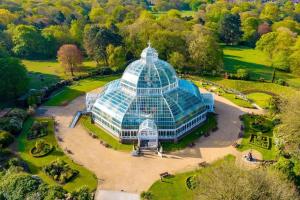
[{"x1": 37, "y1": 88, "x2": 264, "y2": 194}]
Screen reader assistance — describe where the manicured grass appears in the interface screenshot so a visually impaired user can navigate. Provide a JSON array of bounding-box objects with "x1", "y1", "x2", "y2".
[
  {"x1": 17, "y1": 117, "x2": 97, "y2": 192},
  {"x1": 23, "y1": 60, "x2": 98, "y2": 89},
  {"x1": 147, "y1": 155, "x2": 235, "y2": 200},
  {"x1": 247, "y1": 92, "x2": 272, "y2": 109},
  {"x1": 44, "y1": 75, "x2": 120, "y2": 106},
  {"x1": 194, "y1": 81, "x2": 254, "y2": 108},
  {"x1": 161, "y1": 114, "x2": 217, "y2": 152},
  {"x1": 194, "y1": 76, "x2": 297, "y2": 98},
  {"x1": 80, "y1": 116, "x2": 133, "y2": 152},
  {"x1": 237, "y1": 114, "x2": 277, "y2": 160},
  {"x1": 223, "y1": 45, "x2": 300, "y2": 88}
]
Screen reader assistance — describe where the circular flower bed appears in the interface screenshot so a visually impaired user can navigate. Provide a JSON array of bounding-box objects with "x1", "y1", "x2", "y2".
[
  {"x1": 30, "y1": 139, "x2": 53, "y2": 157},
  {"x1": 186, "y1": 175, "x2": 198, "y2": 190}
]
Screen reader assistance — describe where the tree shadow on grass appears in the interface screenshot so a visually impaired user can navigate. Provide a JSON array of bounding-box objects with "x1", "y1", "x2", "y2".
[{"x1": 27, "y1": 71, "x2": 62, "y2": 90}]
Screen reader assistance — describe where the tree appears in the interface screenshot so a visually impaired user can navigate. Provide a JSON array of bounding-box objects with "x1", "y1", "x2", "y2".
[
  {"x1": 189, "y1": 34, "x2": 223, "y2": 73},
  {"x1": 276, "y1": 92, "x2": 300, "y2": 159},
  {"x1": 70, "y1": 20, "x2": 85, "y2": 46},
  {"x1": 289, "y1": 37, "x2": 300, "y2": 75},
  {"x1": 258, "y1": 22, "x2": 272, "y2": 36},
  {"x1": 241, "y1": 16, "x2": 259, "y2": 47},
  {"x1": 219, "y1": 14, "x2": 242, "y2": 45},
  {"x1": 260, "y1": 3, "x2": 279, "y2": 22},
  {"x1": 196, "y1": 160, "x2": 299, "y2": 200},
  {"x1": 168, "y1": 52, "x2": 186, "y2": 73},
  {"x1": 0, "y1": 9, "x2": 16, "y2": 27},
  {"x1": 106, "y1": 45, "x2": 126, "y2": 70},
  {"x1": 8, "y1": 25, "x2": 50, "y2": 59},
  {"x1": 83, "y1": 25, "x2": 122, "y2": 65},
  {"x1": 256, "y1": 28, "x2": 296, "y2": 72},
  {"x1": 0, "y1": 57, "x2": 28, "y2": 100},
  {"x1": 57, "y1": 44, "x2": 82, "y2": 76}
]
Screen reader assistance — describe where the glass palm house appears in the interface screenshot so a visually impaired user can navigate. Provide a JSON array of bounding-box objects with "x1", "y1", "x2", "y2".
[{"x1": 86, "y1": 44, "x2": 214, "y2": 148}]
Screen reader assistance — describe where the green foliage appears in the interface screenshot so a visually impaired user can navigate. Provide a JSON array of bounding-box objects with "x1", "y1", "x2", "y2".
[
  {"x1": 188, "y1": 33, "x2": 223, "y2": 73},
  {"x1": 274, "y1": 157, "x2": 296, "y2": 180},
  {"x1": 30, "y1": 139, "x2": 53, "y2": 157},
  {"x1": 141, "y1": 191, "x2": 153, "y2": 200},
  {"x1": 8, "y1": 25, "x2": 54, "y2": 59},
  {"x1": 0, "y1": 170, "x2": 41, "y2": 200},
  {"x1": 80, "y1": 116, "x2": 132, "y2": 152},
  {"x1": 237, "y1": 114, "x2": 277, "y2": 160},
  {"x1": 28, "y1": 120, "x2": 48, "y2": 139},
  {"x1": 219, "y1": 14, "x2": 242, "y2": 45},
  {"x1": 0, "y1": 130, "x2": 14, "y2": 148},
  {"x1": 0, "y1": 57, "x2": 28, "y2": 101},
  {"x1": 168, "y1": 52, "x2": 186, "y2": 73},
  {"x1": 43, "y1": 159, "x2": 79, "y2": 184},
  {"x1": 0, "y1": 117, "x2": 23, "y2": 135},
  {"x1": 236, "y1": 69, "x2": 249, "y2": 80},
  {"x1": 71, "y1": 186, "x2": 93, "y2": 200},
  {"x1": 161, "y1": 114, "x2": 217, "y2": 152},
  {"x1": 6, "y1": 108, "x2": 28, "y2": 121},
  {"x1": 18, "y1": 117, "x2": 97, "y2": 191},
  {"x1": 277, "y1": 92, "x2": 300, "y2": 159},
  {"x1": 83, "y1": 25, "x2": 123, "y2": 65}
]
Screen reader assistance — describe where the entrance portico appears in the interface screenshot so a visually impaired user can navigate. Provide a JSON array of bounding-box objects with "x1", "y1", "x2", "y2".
[{"x1": 137, "y1": 119, "x2": 159, "y2": 149}]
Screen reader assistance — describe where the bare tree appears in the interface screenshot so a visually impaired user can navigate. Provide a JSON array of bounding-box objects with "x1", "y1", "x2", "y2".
[{"x1": 57, "y1": 44, "x2": 82, "y2": 76}]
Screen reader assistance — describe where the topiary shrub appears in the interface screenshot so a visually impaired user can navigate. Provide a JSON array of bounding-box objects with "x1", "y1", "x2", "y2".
[
  {"x1": 0, "y1": 130, "x2": 14, "y2": 148},
  {"x1": 43, "y1": 159, "x2": 79, "y2": 184},
  {"x1": 141, "y1": 191, "x2": 153, "y2": 200},
  {"x1": 186, "y1": 175, "x2": 199, "y2": 190},
  {"x1": 236, "y1": 69, "x2": 250, "y2": 80}
]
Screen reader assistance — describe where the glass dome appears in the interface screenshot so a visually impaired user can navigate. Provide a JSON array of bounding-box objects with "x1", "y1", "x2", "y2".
[
  {"x1": 90, "y1": 44, "x2": 213, "y2": 142},
  {"x1": 120, "y1": 44, "x2": 178, "y2": 95}
]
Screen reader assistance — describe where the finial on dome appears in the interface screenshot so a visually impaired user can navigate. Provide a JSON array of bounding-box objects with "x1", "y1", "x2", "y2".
[{"x1": 147, "y1": 40, "x2": 151, "y2": 47}]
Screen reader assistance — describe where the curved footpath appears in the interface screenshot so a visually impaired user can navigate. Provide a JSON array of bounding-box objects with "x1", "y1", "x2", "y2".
[{"x1": 37, "y1": 88, "x2": 264, "y2": 195}]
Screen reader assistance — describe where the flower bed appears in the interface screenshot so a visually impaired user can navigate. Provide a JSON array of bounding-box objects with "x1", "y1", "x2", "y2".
[
  {"x1": 249, "y1": 133, "x2": 271, "y2": 149},
  {"x1": 30, "y1": 139, "x2": 53, "y2": 157},
  {"x1": 43, "y1": 159, "x2": 79, "y2": 184},
  {"x1": 27, "y1": 120, "x2": 48, "y2": 140}
]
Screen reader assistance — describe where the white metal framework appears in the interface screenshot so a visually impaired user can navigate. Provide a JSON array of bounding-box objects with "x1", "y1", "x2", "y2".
[{"x1": 87, "y1": 44, "x2": 214, "y2": 142}]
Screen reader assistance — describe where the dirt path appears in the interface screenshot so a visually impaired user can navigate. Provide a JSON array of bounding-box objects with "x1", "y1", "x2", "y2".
[{"x1": 37, "y1": 89, "x2": 264, "y2": 193}]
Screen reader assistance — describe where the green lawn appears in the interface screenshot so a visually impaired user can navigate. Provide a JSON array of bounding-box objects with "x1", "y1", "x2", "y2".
[
  {"x1": 23, "y1": 60, "x2": 98, "y2": 89},
  {"x1": 17, "y1": 117, "x2": 97, "y2": 192},
  {"x1": 247, "y1": 92, "x2": 272, "y2": 109},
  {"x1": 194, "y1": 81, "x2": 254, "y2": 108},
  {"x1": 161, "y1": 114, "x2": 217, "y2": 152},
  {"x1": 44, "y1": 75, "x2": 120, "y2": 106},
  {"x1": 237, "y1": 114, "x2": 277, "y2": 160},
  {"x1": 223, "y1": 45, "x2": 300, "y2": 88},
  {"x1": 147, "y1": 155, "x2": 235, "y2": 200},
  {"x1": 194, "y1": 76, "x2": 298, "y2": 98},
  {"x1": 80, "y1": 116, "x2": 133, "y2": 152}
]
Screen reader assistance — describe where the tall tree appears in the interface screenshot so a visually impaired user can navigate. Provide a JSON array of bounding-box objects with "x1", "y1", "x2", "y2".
[
  {"x1": 289, "y1": 37, "x2": 300, "y2": 75},
  {"x1": 219, "y1": 14, "x2": 242, "y2": 45},
  {"x1": 57, "y1": 44, "x2": 82, "y2": 76},
  {"x1": 188, "y1": 34, "x2": 223, "y2": 73},
  {"x1": 0, "y1": 57, "x2": 28, "y2": 100},
  {"x1": 8, "y1": 25, "x2": 50, "y2": 59},
  {"x1": 83, "y1": 25, "x2": 122, "y2": 65}
]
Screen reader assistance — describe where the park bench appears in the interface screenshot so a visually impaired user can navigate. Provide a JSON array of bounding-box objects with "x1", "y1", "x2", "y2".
[{"x1": 160, "y1": 172, "x2": 171, "y2": 180}]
